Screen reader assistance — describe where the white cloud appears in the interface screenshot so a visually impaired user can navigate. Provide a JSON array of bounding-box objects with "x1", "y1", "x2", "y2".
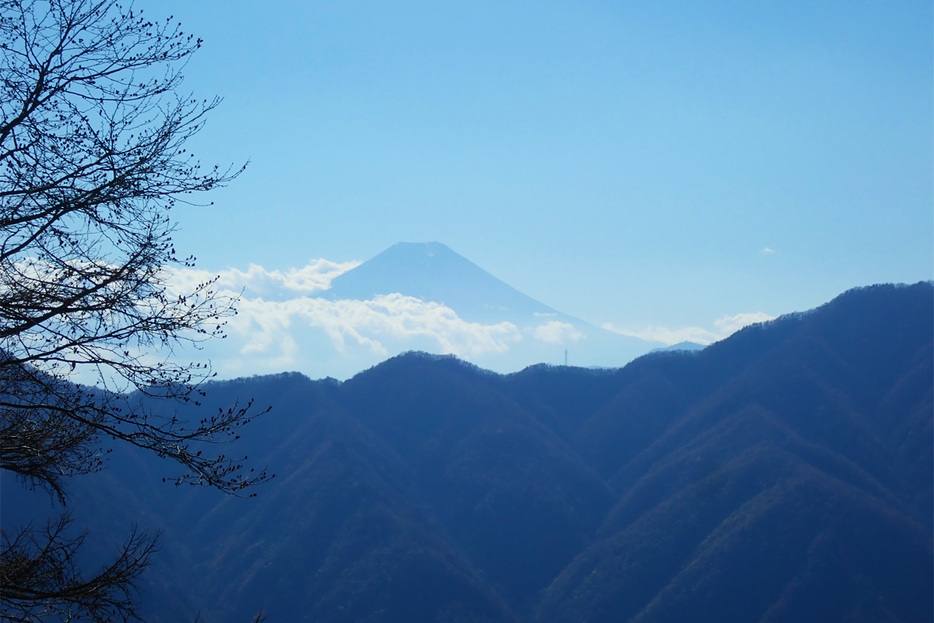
[
  {"x1": 163, "y1": 259, "x2": 361, "y2": 300},
  {"x1": 531, "y1": 321, "x2": 583, "y2": 344},
  {"x1": 225, "y1": 292, "x2": 521, "y2": 364},
  {"x1": 161, "y1": 262, "x2": 528, "y2": 378},
  {"x1": 603, "y1": 311, "x2": 776, "y2": 346},
  {"x1": 761, "y1": 247, "x2": 777, "y2": 255}
]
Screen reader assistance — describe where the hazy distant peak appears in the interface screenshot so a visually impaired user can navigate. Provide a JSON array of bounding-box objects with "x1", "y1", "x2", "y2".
[
  {"x1": 307, "y1": 241, "x2": 660, "y2": 370},
  {"x1": 322, "y1": 241, "x2": 561, "y2": 323},
  {"x1": 391, "y1": 241, "x2": 452, "y2": 256},
  {"x1": 369, "y1": 241, "x2": 476, "y2": 269}
]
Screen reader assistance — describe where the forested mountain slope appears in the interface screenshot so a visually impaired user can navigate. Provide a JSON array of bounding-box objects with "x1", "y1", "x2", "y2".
[{"x1": 4, "y1": 283, "x2": 931, "y2": 622}]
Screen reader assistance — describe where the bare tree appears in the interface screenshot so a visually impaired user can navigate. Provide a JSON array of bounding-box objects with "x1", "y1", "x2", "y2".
[
  {"x1": 0, "y1": 0, "x2": 269, "y2": 619},
  {"x1": 1, "y1": 515, "x2": 157, "y2": 622}
]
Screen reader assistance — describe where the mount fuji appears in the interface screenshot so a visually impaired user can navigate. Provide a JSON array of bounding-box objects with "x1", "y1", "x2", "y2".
[
  {"x1": 324, "y1": 242, "x2": 568, "y2": 324},
  {"x1": 314, "y1": 241, "x2": 662, "y2": 375}
]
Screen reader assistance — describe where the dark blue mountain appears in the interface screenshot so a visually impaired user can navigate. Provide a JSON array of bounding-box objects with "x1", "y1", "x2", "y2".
[{"x1": 4, "y1": 282, "x2": 931, "y2": 623}]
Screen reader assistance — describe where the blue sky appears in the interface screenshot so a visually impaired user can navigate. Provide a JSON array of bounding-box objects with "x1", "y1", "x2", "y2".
[{"x1": 155, "y1": 1, "x2": 932, "y2": 376}]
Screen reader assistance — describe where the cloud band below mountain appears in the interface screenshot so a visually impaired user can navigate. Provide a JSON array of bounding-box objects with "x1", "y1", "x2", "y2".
[{"x1": 163, "y1": 260, "x2": 773, "y2": 378}]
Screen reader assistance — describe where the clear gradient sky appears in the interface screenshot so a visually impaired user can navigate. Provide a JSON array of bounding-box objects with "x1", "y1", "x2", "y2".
[{"x1": 157, "y1": 0, "x2": 931, "y2": 372}]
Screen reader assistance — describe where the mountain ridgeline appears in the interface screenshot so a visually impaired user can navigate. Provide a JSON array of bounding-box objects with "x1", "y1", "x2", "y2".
[{"x1": 5, "y1": 282, "x2": 932, "y2": 622}]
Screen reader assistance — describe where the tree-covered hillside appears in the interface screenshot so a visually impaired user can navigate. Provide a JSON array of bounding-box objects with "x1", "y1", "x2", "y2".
[{"x1": 4, "y1": 283, "x2": 931, "y2": 622}]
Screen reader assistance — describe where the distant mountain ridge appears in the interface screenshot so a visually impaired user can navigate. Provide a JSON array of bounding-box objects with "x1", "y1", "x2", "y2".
[{"x1": 4, "y1": 282, "x2": 931, "y2": 622}]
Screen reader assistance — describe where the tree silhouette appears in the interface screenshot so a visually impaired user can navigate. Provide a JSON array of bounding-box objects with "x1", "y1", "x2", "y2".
[{"x1": 0, "y1": 0, "x2": 268, "y2": 619}]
